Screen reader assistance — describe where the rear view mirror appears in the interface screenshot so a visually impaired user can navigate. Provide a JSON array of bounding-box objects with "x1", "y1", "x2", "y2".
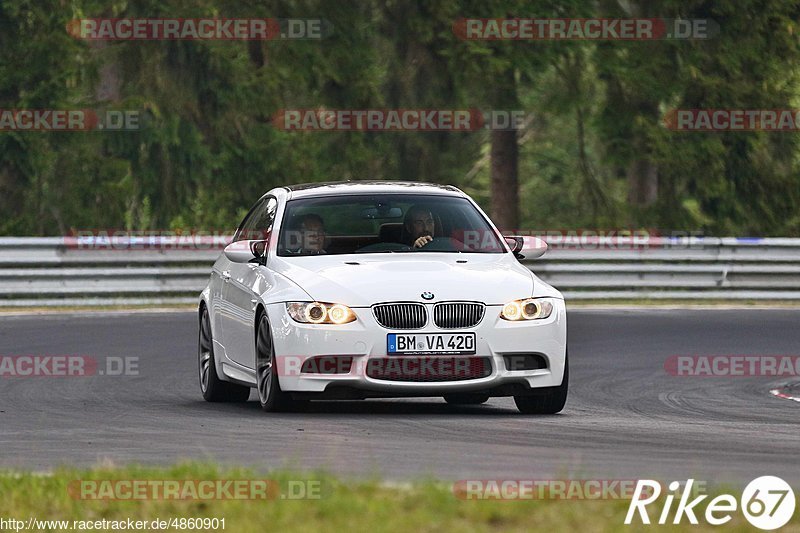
[
  {"x1": 224, "y1": 239, "x2": 268, "y2": 263},
  {"x1": 361, "y1": 206, "x2": 403, "y2": 219},
  {"x1": 505, "y1": 236, "x2": 547, "y2": 260}
]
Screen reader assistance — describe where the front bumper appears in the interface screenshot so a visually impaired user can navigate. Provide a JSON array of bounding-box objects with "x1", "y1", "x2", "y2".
[{"x1": 265, "y1": 299, "x2": 567, "y2": 397}]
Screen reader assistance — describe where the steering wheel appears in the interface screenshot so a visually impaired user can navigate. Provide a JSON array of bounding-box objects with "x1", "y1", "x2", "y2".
[{"x1": 411, "y1": 237, "x2": 463, "y2": 252}]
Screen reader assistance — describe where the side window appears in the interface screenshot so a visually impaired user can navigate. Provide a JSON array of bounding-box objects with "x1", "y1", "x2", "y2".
[
  {"x1": 253, "y1": 197, "x2": 278, "y2": 236},
  {"x1": 234, "y1": 200, "x2": 264, "y2": 242},
  {"x1": 234, "y1": 197, "x2": 277, "y2": 241}
]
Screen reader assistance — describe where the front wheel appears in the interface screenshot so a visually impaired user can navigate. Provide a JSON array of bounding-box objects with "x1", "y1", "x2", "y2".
[
  {"x1": 199, "y1": 307, "x2": 250, "y2": 402},
  {"x1": 256, "y1": 314, "x2": 301, "y2": 412},
  {"x1": 514, "y1": 351, "x2": 568, "y2": 414}
]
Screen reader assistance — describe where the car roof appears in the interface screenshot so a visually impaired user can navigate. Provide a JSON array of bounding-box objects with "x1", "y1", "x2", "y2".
[{"x1": 283, "y1": 181, "x2": 464, "y2": 199}]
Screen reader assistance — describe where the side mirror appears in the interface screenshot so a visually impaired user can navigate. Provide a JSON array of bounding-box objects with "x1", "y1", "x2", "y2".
[
  {"x1": 504, "y1": 236, "x2": 547, "y2": 260},
  {"x1": 224, "y1": 239, "x2": 268, "y2": 263}
]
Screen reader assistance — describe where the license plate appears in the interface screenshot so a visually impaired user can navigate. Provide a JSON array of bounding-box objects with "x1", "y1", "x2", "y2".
[{"x1": 387, "y1": 333, "x2": 476, "y2": 355}]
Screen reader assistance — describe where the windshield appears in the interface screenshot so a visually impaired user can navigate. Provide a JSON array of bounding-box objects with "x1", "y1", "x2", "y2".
[{"x1": 277, "y1": 194, "x2": 506, "y2": 256}]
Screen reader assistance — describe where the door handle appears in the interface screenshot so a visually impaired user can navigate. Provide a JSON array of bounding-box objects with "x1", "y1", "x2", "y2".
[{"x1": 221, "y1": 270, "x2": 231, "y2": 282}]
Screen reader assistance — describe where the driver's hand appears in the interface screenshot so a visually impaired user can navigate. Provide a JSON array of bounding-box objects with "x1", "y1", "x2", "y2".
[{"x1": 413, "y1": 235, "x2": 433, "y2": 248}]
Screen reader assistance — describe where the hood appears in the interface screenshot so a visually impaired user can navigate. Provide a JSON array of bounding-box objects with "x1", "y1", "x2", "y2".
[{"x1": 269, "y1": 252, "x2": 537, "y2": 307}]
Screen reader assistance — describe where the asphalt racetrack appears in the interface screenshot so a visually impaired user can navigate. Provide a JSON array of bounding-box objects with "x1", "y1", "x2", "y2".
[{"x1": 0, "y1": 309, "x2": 798, "y2": 487}]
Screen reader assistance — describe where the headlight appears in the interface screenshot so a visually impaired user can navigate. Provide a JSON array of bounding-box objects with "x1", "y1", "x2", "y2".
[
  {"x1": 500, "y1": 298, "x2": 554, "y2": 321},
  {"x1": 286, "y1": 302, "x2": 357, "y2": 324}
]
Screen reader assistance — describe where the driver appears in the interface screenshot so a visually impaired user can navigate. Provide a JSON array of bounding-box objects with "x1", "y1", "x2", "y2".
[
  {"x1": 288, "y1": 213, "x2": 327, "y2": 255},
  {"x1": 403, "y1": 205, "x2": 435, "y2": 248}
]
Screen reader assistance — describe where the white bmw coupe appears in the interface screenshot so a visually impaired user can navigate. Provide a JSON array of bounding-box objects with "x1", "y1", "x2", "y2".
[{"x1": 198, "y1": 182, "x2": 567, "y2": 414}]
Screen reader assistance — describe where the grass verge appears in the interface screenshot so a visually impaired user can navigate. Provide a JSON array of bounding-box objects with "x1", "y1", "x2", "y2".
[{"x1": 0, "y1": 463, "x2": 797, "y2": 532}]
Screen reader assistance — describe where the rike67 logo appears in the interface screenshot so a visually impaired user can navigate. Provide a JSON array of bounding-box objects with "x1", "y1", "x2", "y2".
[{"x1": 625, "y1": 476, "x2": 796, "y2": 530}]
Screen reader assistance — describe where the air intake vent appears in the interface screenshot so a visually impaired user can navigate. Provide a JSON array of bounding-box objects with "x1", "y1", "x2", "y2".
[
  {"x1": 373, "y1": 303, "x2": 427, "y2": 329},
  {"x1": 502, "y1": 353, "x2": 548, "y2": 371},
  {"x1": 433, "y1": 302, "x2": 485, "y2": 329},
  {"x1": 366, "y1": 356, "x2": 492, "y2": 382}
]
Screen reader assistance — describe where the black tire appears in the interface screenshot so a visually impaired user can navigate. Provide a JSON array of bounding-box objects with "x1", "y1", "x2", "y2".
[
  {"x1": 199, "y1": 307, "x2": 251, "y2": 402},
  {"x1": 514, "y1": 352, "x2": 569, "y2": 414},
  {"x1": 443, "y1": 393, "x2": 490, "y2": 405},
  {"x1": 256, "y1": 314, "x2": 301, "y2": 412}
]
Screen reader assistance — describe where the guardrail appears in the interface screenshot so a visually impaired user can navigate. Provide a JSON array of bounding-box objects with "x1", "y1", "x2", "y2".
[{"x1": 1, "y1": 236, "x2": 799, "y2": 306}]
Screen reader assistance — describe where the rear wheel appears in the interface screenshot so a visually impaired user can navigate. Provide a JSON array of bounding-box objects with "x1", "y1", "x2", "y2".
[
  {"x1": 443, "y1": 393, "x2": 490, "y2": 405},
  {"x1": 514, "y1": 352, "x2": 569, "y2": 414},
  {"x1": 256, "y1": 314, "x2": 301, "y2": 412},
  {"x1": 199, "y1": 307, "x2": 250, "y2": 402}
]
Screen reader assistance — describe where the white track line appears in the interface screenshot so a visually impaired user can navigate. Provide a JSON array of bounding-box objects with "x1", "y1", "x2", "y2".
[{"x1": 769, "y1": 384, "x2": 800, "y2": 403}]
